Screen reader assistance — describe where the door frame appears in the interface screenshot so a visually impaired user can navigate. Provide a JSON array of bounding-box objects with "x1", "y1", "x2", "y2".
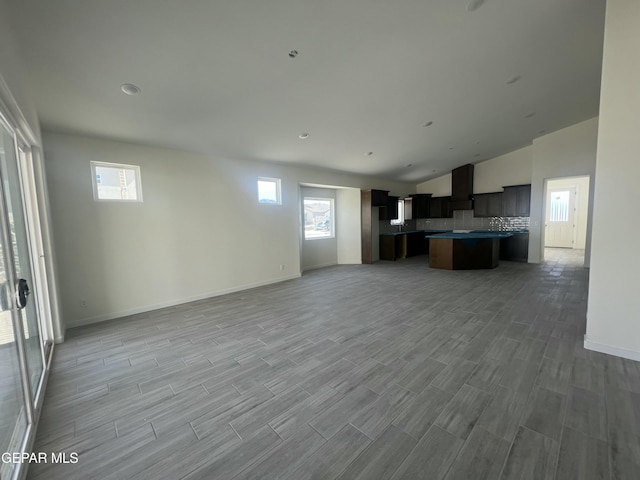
[{"x1": 541, "y1": 175, "x2": 592, "y2": 264}]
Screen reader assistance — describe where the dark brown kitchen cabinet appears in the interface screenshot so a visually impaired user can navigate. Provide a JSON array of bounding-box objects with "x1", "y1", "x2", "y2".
[
  {"x1": 380, "y1": 232, "x2": 428, "y2": 261},
  {"x1": 429, "y1": 196, "x2": 452, "y2": 218},
  {"x1": 502, "y1": 184, "x2": 531, "y2": 217},
  {"x1": 370, "y1": 189, "x2": 389, "y2": 207},
  {"x1": 500, "y1": 232, "x2": 529, "y2": 262},
  {"x1": 406, "y1": 231, "x2": 428, "y2": 256},
  {"x1": 452, "y1": 164, "x2": 474, "y2": 201},
  {"x1": 379, "y1": 196, "x2": 399, "y2": 220},
  {"x1": 409, "y1": 194, "x2": 432, "y2": 219},
  {"x1": 474, "y1": 192, "x2": 503, "y2": 217}
]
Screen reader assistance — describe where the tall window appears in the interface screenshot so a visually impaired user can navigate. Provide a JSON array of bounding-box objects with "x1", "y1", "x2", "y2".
[
  {"x1": 91, "y1": 161, "x2": 143, "y2": 202},
  {"x1": 258, "y1": 177, "x2": 281, "y2": 204},
  {"x1": 390, "y1": 199, "x2": 405, "y2": 225},
  {"x1": 303, "y1": 197, "x2": 334, "y2": 239}
]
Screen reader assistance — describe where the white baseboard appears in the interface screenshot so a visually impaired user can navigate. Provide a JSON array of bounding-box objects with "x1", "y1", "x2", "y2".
[
  {"x1": 302, "y1": 262, "x2": 338, "y2": 272},
  {"x1": 68, "y1": 273, "x2": 301, "y2": 329},
  {"x1": 584, "y1": 335, "x2": 640, "y2": 362}
]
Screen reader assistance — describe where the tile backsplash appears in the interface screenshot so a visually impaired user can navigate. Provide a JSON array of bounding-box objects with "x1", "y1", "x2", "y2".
[{"x1": 380, "y1": 210, "x2": 530, "y2": 233}]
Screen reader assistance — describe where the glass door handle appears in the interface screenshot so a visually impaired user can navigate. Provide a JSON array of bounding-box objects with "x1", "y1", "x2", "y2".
[{"x1": 16, "y1": 278, "x2": 30, "y2": 309}]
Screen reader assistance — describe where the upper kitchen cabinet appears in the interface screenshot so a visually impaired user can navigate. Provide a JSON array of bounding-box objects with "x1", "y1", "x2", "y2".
[
  {"x1": 370, "y1": 189, "x2": 389, "y2": 207},
  {"x1": 502, "y1": 184, "x2": 531, "y2": 217},
  {"x1": 429, "y1": 196, "x2": 452, "y2": 218},
  {"x1": 408, "y1": 194, "x2": 432, "y2": 219},
  {"x1": 474, "y1": 192, "x2": 503, "y2": 217},
  {"x1": 379, "y1": 195, "x2": 399, "y2": 221}
]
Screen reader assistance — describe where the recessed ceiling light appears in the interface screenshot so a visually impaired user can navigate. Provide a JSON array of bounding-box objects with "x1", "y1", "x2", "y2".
[
  {"x1": 289, "y1": 50, "x2": 299, "y2": 58},
  {"x1": 467, "y1": 0, "x2": 486, "y2": 12},
  {"x1": 422, "y1": 121, "x2": 434, "y2": 127},
  {"x1": 120, "y1": 83, "x2": 141, "y2": 95},
  {"x1": 366, "y1": 152, "x2": 373, "y2": 156},
  {"x1": 298, "y1": 132, "x2": 309, "y2": 139},
  {"x1": 506, "y1": 75, "x2": 521, "y2": 85},
  {"x1": 524, "y1": 112, "x2": 536, "y2": 119}
]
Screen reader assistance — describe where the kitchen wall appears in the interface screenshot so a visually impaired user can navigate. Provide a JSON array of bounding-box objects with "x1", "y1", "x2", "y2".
[
  {"x1": 416, "y1": 145, "x2": 533, "y2": 197},
  {"x1": 473, "y1": 146, "x2": 533, "y2": 193},
  {"x1": 416, "y1": 173, "x2": 451, "y2": 196},
  {"x1": 416, "y1": 210, "x2": 529, "y2": 231},
  {"x1": 43, "y1": 131, "x2": 412, "y2": 329},
  {"x1": 586, "y1": 0, "x2": 640, "y2": 360}
]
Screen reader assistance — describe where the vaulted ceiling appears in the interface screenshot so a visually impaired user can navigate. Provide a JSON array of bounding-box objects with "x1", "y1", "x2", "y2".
[{"x1": 9, "y1": 0, "x2": 606, "y2": 182}]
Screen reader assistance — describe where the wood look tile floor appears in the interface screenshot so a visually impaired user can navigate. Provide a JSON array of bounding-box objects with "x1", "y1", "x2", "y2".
[{"x1": 28, "y1": 249, "x2": 640, "y2": 479}]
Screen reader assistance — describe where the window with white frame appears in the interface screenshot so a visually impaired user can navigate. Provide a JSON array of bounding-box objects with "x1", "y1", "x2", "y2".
[
  {"x1": 257, "y1": 177, "x2": 282, "y2": 204},
  {"x1": 390, "y1": 198, "x2": 405, "y2": 225},
  {"x1": 303, "y1": 197, "x2": 334, "y2": 239},
  {"x1": 91, "y1": 161, "x2": 143, "y2": 202}
]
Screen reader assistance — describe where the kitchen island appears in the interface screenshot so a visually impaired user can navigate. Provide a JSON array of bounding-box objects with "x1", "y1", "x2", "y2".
[{"x1": 424, "y1": 232, "x2": 513, "y2": 270}]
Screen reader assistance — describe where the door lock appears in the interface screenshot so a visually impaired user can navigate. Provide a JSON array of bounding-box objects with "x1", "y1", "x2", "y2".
[{"x1": 16, "y1": 278, "x2": 30, "y2": 309}]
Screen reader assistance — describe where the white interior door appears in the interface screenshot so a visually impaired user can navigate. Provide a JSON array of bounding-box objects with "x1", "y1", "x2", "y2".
[{"x1": 545, "y1": 187, "x2": 576, "y2": 248}]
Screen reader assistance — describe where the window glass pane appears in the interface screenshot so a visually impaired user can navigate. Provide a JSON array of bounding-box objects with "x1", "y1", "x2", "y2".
[
  {"x1": 304, "y1": 198, "x2": 333, "y2": 239},
  {"x1": 549, "y1": 191, "x2": 570, "y2": 222},
  {"x1": 258, "y1": 178, "x2": 281, "y2": 204},
  {"x1": 91, "y1": 162, "x2": 142, "y2": 201},
  {"x1": 391, "y1": 199, "x2": 404, "y2": 225}
]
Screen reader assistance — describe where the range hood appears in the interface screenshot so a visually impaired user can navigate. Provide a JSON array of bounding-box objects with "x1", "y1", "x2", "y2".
[{"x1": 450, "y1": 164, "x2": 474, "y2": 210}]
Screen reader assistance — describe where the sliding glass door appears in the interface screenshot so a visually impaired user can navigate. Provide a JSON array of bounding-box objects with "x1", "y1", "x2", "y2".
[
  {"x1": 0, "y1": 113, "x2": 50, "y2": 479},
  {"x1": 0, "y1": 124, "x2": 44, "y2": 395}
]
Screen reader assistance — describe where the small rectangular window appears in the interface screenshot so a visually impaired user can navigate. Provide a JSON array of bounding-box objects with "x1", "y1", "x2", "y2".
[
  {"x1": 91, "y1": 161, "x2": 143, "y2": 202},
  {"x1": 303, "y1": 197, "x2": 334, "y2": 239},
  {"x1": 258, "y1": 177, "x2": 281, "y2": 204}
]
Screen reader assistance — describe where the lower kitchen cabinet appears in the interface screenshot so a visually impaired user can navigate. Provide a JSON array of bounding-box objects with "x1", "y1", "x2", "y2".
[
  {"x1": 499, "y1": 232, "x2": 529, "y2": 262},
  {"x1": 380, "y1": 232, "x2": 428, "y2": 260}
]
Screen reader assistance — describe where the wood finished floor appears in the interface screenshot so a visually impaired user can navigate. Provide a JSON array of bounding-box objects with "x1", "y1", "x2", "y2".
[{"x1": 29, "y1": 249, "x2": 640, "y2": 480}]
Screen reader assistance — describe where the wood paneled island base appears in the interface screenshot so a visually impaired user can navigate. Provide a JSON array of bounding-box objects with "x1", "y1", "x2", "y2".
[{"x1": 428, "y1": 236, "x2": 500, "y2": 270}]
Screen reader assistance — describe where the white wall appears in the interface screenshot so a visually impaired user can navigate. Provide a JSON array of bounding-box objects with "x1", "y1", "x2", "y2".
[
  {"x1": 545, "y1": 176, "x2": 590, "y2": 250},
  {"x1": 586, "y1": 0, "x2": 640, "y2": 360},
  {"x1": 473, "y1": 146, "x2": 532, "y2": 193},
  {"x1": 529, "y1": 118, "x2": 598, "y2": 265},
  {"x1": 43, "y1": 132, "x2": 411, "y2": 328},
  {"x1": 301, "y1": 186, "x2": 337, "y2": 271},
  {"x1": 417, "y1": 146, "x2": 532, "y2": 196},
  {"x1": 416, "y1": 173, "x2": 451, "y2": 196},
  {"x1": 0, "y1": 0, "x2": 40, "y2": 142},
  {"x1": 336, "y1": 188, "x2": 361, "y2": 265}
]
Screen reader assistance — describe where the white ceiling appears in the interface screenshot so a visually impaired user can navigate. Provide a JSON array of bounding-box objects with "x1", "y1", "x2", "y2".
[{"x1": 8, "y1": 0, "x2": 606, "y2": 183}]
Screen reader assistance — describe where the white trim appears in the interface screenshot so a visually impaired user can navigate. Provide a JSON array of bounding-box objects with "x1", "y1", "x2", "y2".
[
  {"x1": 90, "y1": 161, "x2": 143, "y2": 202},
  {"x1": 584, "y1": 335, "x2": 640, "y2": 362},
  {"x1": 66, "y1": 273, "x2": 302, "y2": 328},
  {"x1": 257, "y1": 177, "x2": 282, "y2": 205},
  {"x1": 302, "y1": 262, "x2": 338, "y2": 272}
]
